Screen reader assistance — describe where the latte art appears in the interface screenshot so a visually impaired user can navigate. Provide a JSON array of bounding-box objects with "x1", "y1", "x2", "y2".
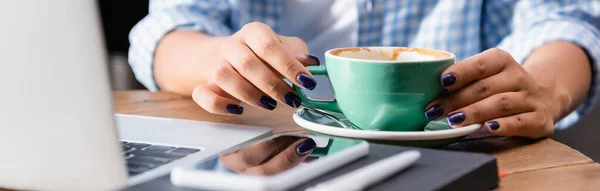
[{"x1": 330, "y1": 47, "x2": 451, "y2": 62}]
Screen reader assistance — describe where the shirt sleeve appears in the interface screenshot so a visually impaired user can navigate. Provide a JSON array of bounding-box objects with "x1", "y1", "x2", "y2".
[
  {"x1": 128, "y1": 0, "x2": 233, "y2": 91},
  {"x1": 496, "y1": 0, "x2": 600, "y2": 129}
]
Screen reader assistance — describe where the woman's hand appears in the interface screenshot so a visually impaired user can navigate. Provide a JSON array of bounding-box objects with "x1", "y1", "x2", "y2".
[
  {"x1": 425, "y1": 48, "x2": 564, "y2": 138},
  {"x1": 192, "y1": 22, "x2": 319, "y2": 115}
]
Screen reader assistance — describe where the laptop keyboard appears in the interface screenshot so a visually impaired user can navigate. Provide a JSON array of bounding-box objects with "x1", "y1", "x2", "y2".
[{"x1": 121, "y1": 141, "x2": 200, "y2": 176}]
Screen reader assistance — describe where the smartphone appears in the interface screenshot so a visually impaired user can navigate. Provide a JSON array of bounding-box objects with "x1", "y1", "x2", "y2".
[{"x1": 171, "y1": 134, "x2": 369, "y2": 191}]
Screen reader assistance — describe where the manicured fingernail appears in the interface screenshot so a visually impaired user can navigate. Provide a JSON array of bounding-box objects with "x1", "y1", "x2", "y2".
[
  {"x1": 283, "y1": 92, "x2": 302, "y2": 108},
  {"x1": 297, "y1": 74, "x2": 317, "y2": 90},
  {"x1": 225, "y1": 104, "x2": 243, "y2": 115},
  {"x1": 296, "y1": 138, "x2": 316, "y2": 155},
  {"x1": 258, "y1": 96, "x2": 277, "y2": 110},
  {"x1": 487, "y1": 121, "x2": 500, "y2": 130},
  {"x1": 306, "y1": 54, "x2": 321, "y2": 65},
  {"x1": 424, "y1": 104, "x2": 444, "y2": 121},
  {"x1": 447, "y1": 112, "x2": 466, "y2": 126},
  {"x1": 441, "y1": 73, "x2": 456, "y2": 87}
]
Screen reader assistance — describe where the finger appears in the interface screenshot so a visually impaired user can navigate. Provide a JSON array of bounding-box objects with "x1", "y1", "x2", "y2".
[
  {"x1": 244, "y1": 137, "x2": 316, "y2": 176},
  {"x1": 221, "y1": 40, "x2": 303, "y2": 108},
  {"x1": 484, "y1": 112, "x2": 553, "y2": 139},
  {"x1": 425, "y1": 71, "x2": 527, "y2": 120},
  {"x1": 296, "y1": 54, "x2": 320, "y2": 66},
  {"x1": 266, "y1": 54, "x2": 320, "y2": 79},
  {"x1": 240, "y1": 23, "x2": 317, "y2": 90},
  {"x1": 213, "y1": 62, "x2": 278, "y2": 111},
  {"x1": 441, "y1": 48, "x2": 514, "y2": 90},
  {"x1": 192, "y1": 84, "x2": 243, "y2": 115},
  {"x1": 220, "y1": 136, "x2": 296, "y2": 173},
  {"x1": 279, "y1": 36, "x2": 309, "y2": 55},
  {"x1": 212, "y1": 84, "x2": 240, "y2": 102},
  {"x1": 445, "y1": 92, "x2": 536, "y2": 127},
  {"x1": 279, "y1": 36, "x2": 319, "y2": 66},
  {"x1": 262, "y1": 54, "x2": 319, "y2": 79}
]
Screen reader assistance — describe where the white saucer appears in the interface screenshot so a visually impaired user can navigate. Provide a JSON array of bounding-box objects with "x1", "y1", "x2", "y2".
[{"x1": 293, "y1": 108, "x2": 481, "y2": 144}]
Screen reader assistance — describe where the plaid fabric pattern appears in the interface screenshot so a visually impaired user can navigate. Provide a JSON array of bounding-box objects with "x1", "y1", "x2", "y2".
[{"x1": 129, "y1": 0, "x2": 600, "y2": 129}]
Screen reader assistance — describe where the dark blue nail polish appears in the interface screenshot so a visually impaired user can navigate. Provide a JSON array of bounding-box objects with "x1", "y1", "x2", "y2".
[
  {"x1": 447, "y1": 112, "x2": 466, "y2": 126},
  {"x1": 441, "y1": 73, "x2": 456, "y2": 87},
  {"x1": 225, "y1": 104, "x2": 243, "y2": 115},
  {"x1": 296, "y1": 138, "x2": 316, "y2": 155},
  {"x1": 487, "y1": 121, "x2": 500, "y2": 130},
  {"x1": 258, "y1": 96, "x2": 277, "y2": 110},
  {"x1": 297, "y1": 74, "x2": 317, "y2": 90},
  {"x1": 306, "y1": 54, "x2": 321, "y2": 65},
  {"x1": 283, "y1": 92, "x2": 302, "y2": 108},
  {"x1": 424, "y1": 104, "x2": 444, "y2": 121}
]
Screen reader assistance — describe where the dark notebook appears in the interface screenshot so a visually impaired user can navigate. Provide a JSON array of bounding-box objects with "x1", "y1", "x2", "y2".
[{"x1": 123, "y1": 143, "x2": 498, "y2": 191}]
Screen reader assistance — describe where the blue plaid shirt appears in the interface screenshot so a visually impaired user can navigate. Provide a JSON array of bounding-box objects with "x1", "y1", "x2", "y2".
[{"x1": 129, "y1": 0, "x2": 600, "y2": 129}]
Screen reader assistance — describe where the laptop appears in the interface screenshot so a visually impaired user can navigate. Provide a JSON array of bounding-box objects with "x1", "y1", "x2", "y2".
[{"x1": 0, "y1": 0, "x2": 271, "y2": 190}]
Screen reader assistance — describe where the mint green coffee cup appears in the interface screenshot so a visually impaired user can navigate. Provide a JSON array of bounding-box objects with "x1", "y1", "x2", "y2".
[{"x1": 294, "y1": 47, "x2": 454, "y2": 131}]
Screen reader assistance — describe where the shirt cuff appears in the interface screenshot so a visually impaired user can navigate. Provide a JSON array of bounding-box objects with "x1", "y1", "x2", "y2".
[
  {"x1": 497, "y1": 20, "x2": 600, "y2": 129},
  {"x1": 128, "y1": 9, "x2": 232, "y2": 91}
]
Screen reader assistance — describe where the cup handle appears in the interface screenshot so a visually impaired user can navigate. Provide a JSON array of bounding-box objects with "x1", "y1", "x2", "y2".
[{"x1": 293, "y1": 65, "x2": 342, "y2": 113}]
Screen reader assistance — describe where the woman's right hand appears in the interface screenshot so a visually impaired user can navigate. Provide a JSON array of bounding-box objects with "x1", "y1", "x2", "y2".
[{"x1": 192, "y1": 22, "x2": 319, "y2": 115}]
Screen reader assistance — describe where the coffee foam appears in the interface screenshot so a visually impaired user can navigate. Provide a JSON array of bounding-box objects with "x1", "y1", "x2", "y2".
[{"x1": 330, "y1": 47, "x2": 450, "y2": 62}]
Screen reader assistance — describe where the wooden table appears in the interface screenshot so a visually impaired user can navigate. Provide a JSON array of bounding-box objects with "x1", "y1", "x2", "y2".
[{"x1": 114, "y1": 90, "x2": 600, "y2": 190}]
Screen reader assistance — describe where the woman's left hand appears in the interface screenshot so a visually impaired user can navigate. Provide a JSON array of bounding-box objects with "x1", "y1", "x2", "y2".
[{"x1": 425, "y1": 48, "x2": 561, "y2": 138}]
